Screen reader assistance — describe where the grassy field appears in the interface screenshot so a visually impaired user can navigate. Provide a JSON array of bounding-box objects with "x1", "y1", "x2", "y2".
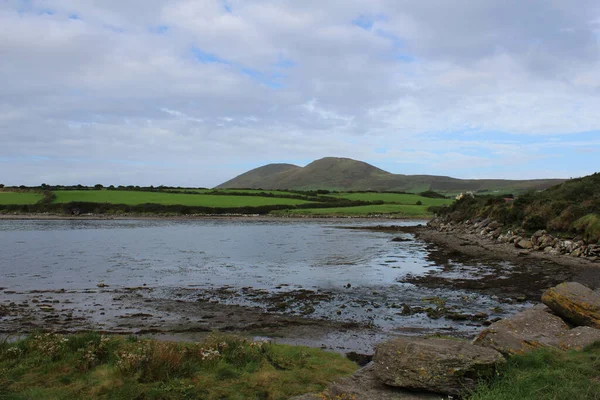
[
  {"x1": 0, "y1": 332, "x2": 357, "y2": 400},
  {"x1": 331, "y1": 192, "x2": 452, "y2": 206},
  {"x1": 53, "y1": 190, "x2": 311, "y2": 207},
  {"x1": 168, "y1": 189, "x2": 302, "y2": 196},
  {"x1": 0, "y1": 191, "x2": 43, "y2": 205},
  {"x1": 271, "y1": 204, "x2": 432, "y2": 217},
  {"x1": 470, "y1": 343, "x2": 600, "y2": 399}
]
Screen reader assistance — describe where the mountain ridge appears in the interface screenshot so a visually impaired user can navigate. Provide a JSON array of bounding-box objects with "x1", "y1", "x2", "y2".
[{"x1": 215, "y1": 157, "x2": 565, "y2": 193}]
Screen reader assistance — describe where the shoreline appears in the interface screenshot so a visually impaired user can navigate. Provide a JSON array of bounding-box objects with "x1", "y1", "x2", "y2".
[
  {"x1": 0, "y1": 213, "x2": 428, "y2": 222},
  {"x1": 3, "y1": 219, "x2": 599, "y2": 357}
]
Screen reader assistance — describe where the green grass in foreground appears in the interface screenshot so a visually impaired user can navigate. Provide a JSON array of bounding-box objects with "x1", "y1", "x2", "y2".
[
  {"x1": 52, "y1": 190, "x2": 310, "y2": 207},
  {"x1": 272, "y1": 204, "x2": 432, "y2": 217},
  {"x1": 331, "y1": 192, "x2": 452, "y2": 206},
  {"x1": 0, "y1": 332, "x2": 357, "y2": 400},
  {"x1": 470, "y1": 342, "x2": 600, "y2": 400},
  {"x1": 0, "y1": 191, "x2": 43, "y2": 205}
]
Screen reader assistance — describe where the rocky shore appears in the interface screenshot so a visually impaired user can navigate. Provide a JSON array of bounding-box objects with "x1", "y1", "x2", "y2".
[
  {"x1": 295, "y1": 282, "x2": 600, "y2": 399},
  {"x1": 426, "y1": 216, "x2": 600, "y2": 263}
]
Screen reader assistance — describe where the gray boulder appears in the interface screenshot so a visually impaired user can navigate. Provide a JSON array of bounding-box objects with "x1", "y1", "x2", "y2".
[
  {"x1": 472, "y1": 305, "x2": 569, "y2": 356},
  {"x1": 291, "y1": 362, "x2": 440, "y2": 400},
  {"x1": 558, "y1": 326, "x2": 600, "y2": 350},
  {"x1": 373, "y1": 336, "x2": 504, "y2": 396},
  {"x1": 542, "y1": 282, "x2": 600, "y2": 328}
]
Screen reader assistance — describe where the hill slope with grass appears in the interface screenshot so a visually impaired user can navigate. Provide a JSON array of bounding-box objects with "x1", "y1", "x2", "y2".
[
  {"x1": 216, "y1": 157, "x2": 564, "y2": 193},
  {"x1": 437, "y1": 172, "x2": 600, "y2": 242}
]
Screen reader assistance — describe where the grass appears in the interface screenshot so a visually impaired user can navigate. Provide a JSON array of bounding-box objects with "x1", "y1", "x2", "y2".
[
  {"x1": 0, "y1": 332, "x2": 357, "y2": 399},
  {"x1": 271, "y1": 204, "x2": 432, "y2": 217},
  {"x1": 168, "y1": 189, "x2": 301, "y2": 196},
  {"x1": 0, "y1": 191, "x2": 43, "y2": 205},
  {"x1": 573, "y1": 214, "x2": 600, "y2": 243},
  {"x1": 469, "y1": 342, "x2": 600, "y2": 400},
  {"x1": 331, "y1": 192, "x2": 452, "y2": 206},
  {"x1": 52, "y1": 190, "x2": 311, "y2": 207}
]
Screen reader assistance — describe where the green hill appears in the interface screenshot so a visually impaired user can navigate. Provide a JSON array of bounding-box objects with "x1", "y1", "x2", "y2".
[{"x1": 215, "y1": 157, "x2": 565, "y2": 194}]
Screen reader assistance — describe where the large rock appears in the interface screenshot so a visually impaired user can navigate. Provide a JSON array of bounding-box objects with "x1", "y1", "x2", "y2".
[
  {"x1": 291, "y1": 362, "x2": 440, "y2": 400},
  {"x1": 558, "y1": 326, "x2": 600, "y2": 351},
  {"x1": 542, "y1": 282, "x2": 600, "y2": 328},
  {"x1": 472, "y1": 305, "x2": 569, "y2": 356},
  {"x1": 373, "y1": 336, "x2": 504, "y2": 396}
]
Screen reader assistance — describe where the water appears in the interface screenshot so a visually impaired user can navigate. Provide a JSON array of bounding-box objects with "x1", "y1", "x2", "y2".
[
  {"x1": 0, "y1": 219, "x2": 432, "y2": 290},
  {"x1": 0, "y1": 219, "x2": 528, "y2": 334}
]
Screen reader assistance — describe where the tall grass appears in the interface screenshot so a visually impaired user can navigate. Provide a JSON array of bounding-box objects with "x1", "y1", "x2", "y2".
[{"x1": 0, "y1": 332, "x2": 357, "y2": 399}]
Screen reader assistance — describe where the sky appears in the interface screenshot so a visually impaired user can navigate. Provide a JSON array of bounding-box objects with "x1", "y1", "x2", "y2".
[{"x1": 1, "y1": 0, "x2": 600, "y2": 187}]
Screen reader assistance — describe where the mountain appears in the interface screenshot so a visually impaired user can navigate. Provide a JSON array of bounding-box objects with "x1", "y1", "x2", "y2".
[
  {"x1": 215, "y1": 157, "x2": 565, "y2": 193},
  {"x1": 216, "y1": 163, "x2": 301, "y2": 189}
]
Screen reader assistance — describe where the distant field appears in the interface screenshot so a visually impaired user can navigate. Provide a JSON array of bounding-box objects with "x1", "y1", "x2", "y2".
[
  {"x1": 0, "y1": 191, "x2": 43, "y2": 205},
  {"x1": 331, "y1": 192, "x2": 452, "y2": 206},
  {"x1": 52, "y1": 190, "x2": 310, "y2": 207},
  {"x1": 271, "y1": 204, "x2": 432, "y2": 217},
  {"x1": 169, "y1": 188, "x2": 302, "y2": 196}
]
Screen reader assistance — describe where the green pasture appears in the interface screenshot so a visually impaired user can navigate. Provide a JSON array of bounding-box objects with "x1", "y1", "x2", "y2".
[
  {"x1": 332, "y1": 192, "x2": 452, "y2": 206},
  {"x1": 169, "y1": 188, "x2": 303, "y2": 196},
  {"x1": 52, "y1": 190, "x2": 310, "y2": 207},
  {"x1": 0, "y1": 191, "x2": 43, "y2": 205},
  {"x1": 272, "y1": 204, "x2": 432, "y2": 217}
]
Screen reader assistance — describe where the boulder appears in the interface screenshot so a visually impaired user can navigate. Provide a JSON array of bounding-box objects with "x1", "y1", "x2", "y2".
[
  {"x1": 515, "y1": 239, "x2": 533, "y2": 249},
  {"x1": 291, "y1": 362, "x2": 440, "y2": 400},
  {"x1": 542, "y1": 282, "x2": 600, "y2": 328},
  {"x1": 472, "y1": 305, "x2": 569, "y2": 356},
  {"x1": 559, "y1": 326, "x2": 600, "y2": 351},
  {"x1": 373, "y1": 336, "x2": 504, "y2": 396}
]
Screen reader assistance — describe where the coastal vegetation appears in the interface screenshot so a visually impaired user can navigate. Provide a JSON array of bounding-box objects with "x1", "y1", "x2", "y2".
[
  {"x1": 0, "y1": 332, "x2": 357, "y2": 399},
  {"x1": 436, "y1": 172, "x2": 600, "y2": 242},
  {"x1": 471, "y1": 342, "x2": 600, "y2": 399}
]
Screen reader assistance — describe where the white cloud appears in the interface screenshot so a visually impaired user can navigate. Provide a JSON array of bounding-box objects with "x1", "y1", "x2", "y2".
[{"x1": 0, "y1": 0, "x2": 599, "y2": 186}]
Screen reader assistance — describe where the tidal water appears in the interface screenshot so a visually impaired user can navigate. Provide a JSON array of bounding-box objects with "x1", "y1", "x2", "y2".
[{"x1": 0, "y1": 219, "x2": 528, "y2": 334}]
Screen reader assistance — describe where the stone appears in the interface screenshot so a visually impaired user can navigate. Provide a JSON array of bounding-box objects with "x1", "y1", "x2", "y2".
[
  {"x1": 373, "y1": 336, "x2": 504, "y2": 396},
  {"x1": 472, "y1": 305, "x2": 569, "y2": 356},
  {"x1": 542, "y1": 282, "x2": 600, "y2": 328},
  {"x1": 559, "y1": 326, "x2": 600, "y2": 351},
  {"x1": 515, "y1": 239, "x2": 533, "y2": 249},
  {"x1": 291, "y1": 362, "x2": 440, "y2": 400}
]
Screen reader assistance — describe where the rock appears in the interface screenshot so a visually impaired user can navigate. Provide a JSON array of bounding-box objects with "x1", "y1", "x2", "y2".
[
  {"x1": 515, "y1": 239, "x2": 533, "y2": 249},
  {"x1": 472, "y1": 305, "x2": 569, "y2": 356},
  {"x1": 373, "y1": 336, "x2": 504, "y2": 396},
  {"x1": 559, "y1": 326, "x2": 600, "y2": 351},
  {"x1": 392, "y1": 237, "x2": 411, "y2": 242},
  {"x1": 291, "y1": 362, "x2": 440, "y2": 400},
  {"x1": 542, "y1": 282, "x2": 600, "y2": 328}
]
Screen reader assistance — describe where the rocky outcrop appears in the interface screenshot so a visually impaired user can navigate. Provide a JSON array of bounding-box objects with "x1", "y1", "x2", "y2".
[
  {"x1": 427, "y1": 217, "x2": 600, "y2": 262},
  {"x1": 542, "y1": 282, "x2": 600, "y2": 328},
  {"x1": 373, "y1": 336, "x2": 505, "y2": 396},
  {"x1": 293, "y1": 282, "x2": 600, "y2": 399},
  {"x1": 472, "y1": 305, "x2": 569, "y2": 355}
]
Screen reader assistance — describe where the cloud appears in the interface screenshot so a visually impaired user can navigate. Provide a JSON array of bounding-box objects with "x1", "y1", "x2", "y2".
[{"x1": 0, "y1": 0, "x2": 599, "y2": 186}]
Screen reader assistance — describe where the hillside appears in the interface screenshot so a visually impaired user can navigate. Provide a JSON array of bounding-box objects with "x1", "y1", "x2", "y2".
[
  {"x1": 437, "y1": 172, "x2": 600, "y2": 242},
  {"x1": 216, "y1": 163, "x2": 301, "y2": 189},
  {"x1": 215, "y1": 157, "x2": 565, "y2": 193}
]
